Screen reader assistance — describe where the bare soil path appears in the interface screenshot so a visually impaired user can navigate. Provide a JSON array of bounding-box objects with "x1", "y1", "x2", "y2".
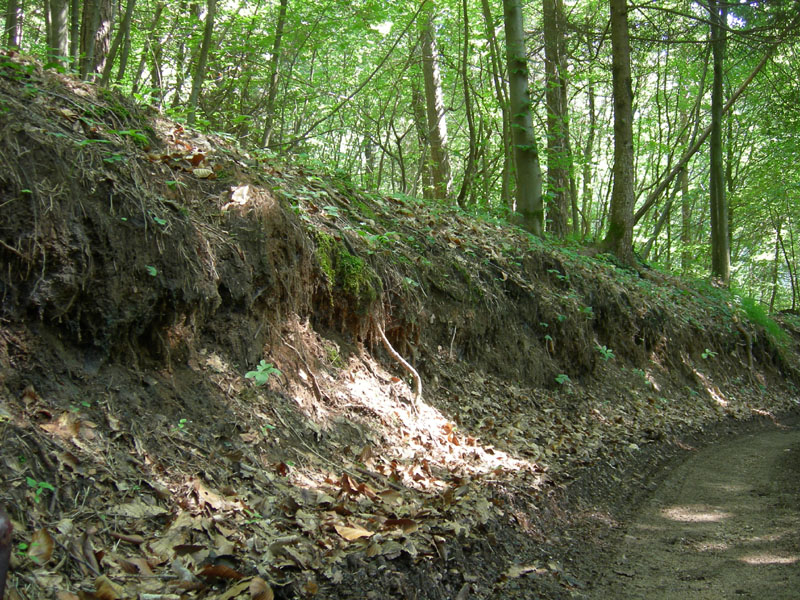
[{"x1": 585, "y1": 424, "x2": 800, "y2": 599}]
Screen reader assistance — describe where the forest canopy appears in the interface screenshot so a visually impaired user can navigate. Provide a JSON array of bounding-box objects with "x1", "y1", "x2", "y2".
[{"x1": 3, "y1": 0, "x2": 800, "y2": 308}]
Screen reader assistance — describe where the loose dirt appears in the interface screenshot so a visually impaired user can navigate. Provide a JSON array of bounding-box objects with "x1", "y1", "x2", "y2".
[{"x1": 585, "y1": 423, "x2": 800, "y2": 599}]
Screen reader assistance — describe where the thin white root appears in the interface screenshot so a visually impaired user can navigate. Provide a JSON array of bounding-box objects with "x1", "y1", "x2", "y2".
[{"x1": 373, "y1": 318, "x2": 422, "y2": 410}]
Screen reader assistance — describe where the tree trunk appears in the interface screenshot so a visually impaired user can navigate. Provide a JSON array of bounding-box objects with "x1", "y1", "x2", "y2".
[
  {"x1": 480, "y1": 0, "x2": 512, "y2": 210},
  {"x1": 48, "y1": 0, "x2": 69, "y2": 65},
  {"x1": 601, "y1": 0, "x2": 635, "y2": 263},
  {"x1": 503, "y1": 0, "x2": 543, "y2": 236},
  {"x1": 101, "y1": 0, "x2": 136, "y2": 87},
  {"x1": 187, "y1": 0, "x2": 217, "y2": 126},
  {"x1": 708, "y1": 0, "x2": 730, "y2": 284},
  {"x1": 411, "y1": 79, "x2": 434, "y2": 200},
  {"x1": 581, "y1": 60, "x2": 596, "y2": 238},
  {"x1": 542, "y1": 0, "x2": 570, "y2": 236},
  {"x1": 261, "y1": 0, "x2": 288, "y2": 148},
  {"x1": 5, "y1": 0, "x2": 21, "y2": 48},
  {"x1": 80, "y1": 0, "x2": 113, "y2": 79},
  {"x1": 131, "y1": 2, "x2": 164, "y2": 95},
  {"x1": 420, "y1": 3, "x2": 452, "y2": 201},
  {"x1": 70, "y1": 0, "x2": 80, "y2": 64},
  {"x1": 456, "y1": 0, "x2": 477, "y2": 208}
]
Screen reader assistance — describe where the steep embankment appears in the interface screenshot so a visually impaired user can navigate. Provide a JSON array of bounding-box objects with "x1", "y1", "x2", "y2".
[{"x1": 1, "y1": 53, "x2": 798, "y2": 599}]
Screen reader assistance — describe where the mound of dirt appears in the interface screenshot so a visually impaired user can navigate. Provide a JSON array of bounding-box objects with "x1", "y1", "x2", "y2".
[{"x1": 1, "y1": 53, "x2": 799, "y2": 599}]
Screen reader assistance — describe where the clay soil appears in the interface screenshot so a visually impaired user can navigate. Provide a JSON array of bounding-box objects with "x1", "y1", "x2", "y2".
[{"x1": 1, "y1": 53, "x2": 799, "y2": 600}]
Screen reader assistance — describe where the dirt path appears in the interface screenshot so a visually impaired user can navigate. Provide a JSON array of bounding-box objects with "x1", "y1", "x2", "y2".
[{"x1": 586, "y1": 425, "x2": 800, "y2": 599}]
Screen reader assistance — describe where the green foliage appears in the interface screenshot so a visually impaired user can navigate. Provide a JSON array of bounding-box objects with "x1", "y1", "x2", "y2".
[
  {"x1": 738, "y1": 297, "x2": 789, "y2": 347},
  {"x1": 596, "y1": 344, "x2": 614, "y2": 361},
  {"x1": 701, "y1": 348, "x2": 718, "y2": 359},
  {"x1": 555, "y1": 373, "x2": 571, "y2": 385},
  {"x1": 245, "y1": 360, "x2": 282, "y2": 386},
  {"x1": 26, "y1": 477, "x2": 55, "y2": 503}
]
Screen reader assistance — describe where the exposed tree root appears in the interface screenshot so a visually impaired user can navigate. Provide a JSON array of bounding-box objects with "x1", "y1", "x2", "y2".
[{"x1": 372, "y1": 317, "x2": 422, "y2": 411}]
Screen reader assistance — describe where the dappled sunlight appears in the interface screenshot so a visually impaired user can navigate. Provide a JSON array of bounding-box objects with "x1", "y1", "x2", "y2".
[
  {"x1": 739, "y1": 553, "x2": 799, "y2": 565},
  {"x1": 661, "y1": 505, "x2": 733, "y2": 523},
  {"x1": 336, "y1": 358, "x2": 548, "y2": 490},
  {"x1": 693, "y1": 540, "x2": 729, "y2": 552}
]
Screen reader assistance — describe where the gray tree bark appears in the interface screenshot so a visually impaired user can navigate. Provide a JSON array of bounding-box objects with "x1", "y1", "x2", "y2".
[
  {"x1": 420, "y1": 3, "x2": 452, "y2": 201},
  {"x1": 601, "y1": 0, "x2": 636, "y2": 263},
  {"x1": 503, "y1": 0, "x2": 543, "y2": 236},
  {"x1": 187, "y1": 0, "x2": 217, "y2": 126},
  {"x1": 709, "y1": 0, "x2": 730, "y2": 284}
]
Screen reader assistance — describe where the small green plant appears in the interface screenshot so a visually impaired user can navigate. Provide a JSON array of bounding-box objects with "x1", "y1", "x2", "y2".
[
  {"x1": 555, "y1": 373, "x2": 571, "y2": 385},
  {"x1": 701, "y1": 348, "x2": 717, "y2": 359},
  {"x1": 16, "y1": 542, "x2": 29, "y2": 558},
  {"x1": 172, "y1": 418, "x2": 188, "y2": 433},
  {"x1": 26, "y1": 477, "x2": 55, "y2": 503},
  {"x1": 547, "y1": 269, "x2": 569, "y2": 281},
  {"x1": 581, "y1": 306, "x2": 594, "y2": 316},
  {"x1": 632, "y1": 368, "x2": 647, "y2": 382},
  {"x1": 596, "y1": 344, "x2": 614, "y2": 361},
  {"x1": 245, "y1": 360, "x2": 281, "y2": 386}
]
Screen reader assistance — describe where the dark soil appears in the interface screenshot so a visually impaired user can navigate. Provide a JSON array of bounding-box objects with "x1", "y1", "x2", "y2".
[{"x1": 1, "y1": 52, "x2": 800, "y2": 600}]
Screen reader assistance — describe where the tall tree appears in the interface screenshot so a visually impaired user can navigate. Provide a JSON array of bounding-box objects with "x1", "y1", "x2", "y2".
[
  {"x1": 503, "y1": 0, "x2": 543, "y2": 236},
  {"x1": 542, "y1": 0, "x2": 571, "y2": 236},
  {"x1": 420, "y1": 2, "x2": 452, "y2": 201},
  {"x1": 101, "y1": 0, "x2": 137, "y2": 87},
  {"x1": 480, "y1": 0, "x2": 513, "y2": 209},
  {"x1": 601, "y1": 0, "x2": 635, "y2": 263},
  {"x1": 5, "y1": 0, "x2": 21, "y2": 47},
  {"x1": 708, "y1": 0, "x2": 730, "y2": 284},
  {"x1": 187, "y1": 0, "x2": 217, "y2": 126},
  {"x1": 47, "y1": 0, "x2": 69, "y2": 65},
  {"x1": 261, "y1": 0, "x2": 289, "y2": 148}
]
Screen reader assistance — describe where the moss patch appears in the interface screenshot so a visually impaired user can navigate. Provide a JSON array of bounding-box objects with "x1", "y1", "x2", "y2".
[{"x1": 316, "y1": 231, "x2": 380, "y2": 312}]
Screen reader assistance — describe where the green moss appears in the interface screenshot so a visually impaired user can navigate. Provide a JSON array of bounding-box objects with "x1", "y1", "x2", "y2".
[{"x1": 315, "y1": 231, "x2": 380, "y2": 310}]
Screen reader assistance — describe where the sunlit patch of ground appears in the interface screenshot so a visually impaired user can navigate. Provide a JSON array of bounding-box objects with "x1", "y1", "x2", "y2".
[{"x1": 660, "y1": 505, "x2": 733, "y2": 523}]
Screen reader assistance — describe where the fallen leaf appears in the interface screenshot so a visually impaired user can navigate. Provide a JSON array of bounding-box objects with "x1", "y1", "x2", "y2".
[
  {"x1": 249, "y1": 577, "x2": 274, "y2": 600},
  {"x1": 29, "y1": 528, "x2": 54, "y2": 564},
  {"x1": 334, "y1": 523, "x2": 373, "y2": 541},
  {"x1": 94, "y1": 575, "x2": 124, "y2": 600}
]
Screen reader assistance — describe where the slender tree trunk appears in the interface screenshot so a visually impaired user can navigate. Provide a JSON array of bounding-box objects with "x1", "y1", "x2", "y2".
[
  {"x1": 48, "y1": 0, "x2": 69, "y2": 64},
  {"x1": 480, "y1": 0, "x2": 512, "y2": 210},
  {"x1": 503, "y1": 0, "x2": 543, "y2": 236},
  {"x1": 680, "y1": 162, "x2": 691, "y2": 273},
  {"x1": 187, "y1": 0, "x2": 216, "y2": 126},
  {"x1": 5, "y1": 0, "x2": 21, "y2": 48},
  {"x1": 420, "y1": 3, "x2": 452, "y2": 201},
  {"x1": 709, "y1": 0, "x2": 730, "y2": 284},
  {"x1": 542, "y1": 0, "x2": 570, "y2": 236},
  {"x1": 456, "y1": 0, "x2": 477, "y2": 208},
  {"x1": 101, "y1": 0, "x2": 136, "y2": 87},
  {"x1": 131, "y1": 2, "x2": 164, "y2": 95},
  {"x1": 581, "y1": 70, "x2": 596, "y2": 238},
  {"x1": 412, "y1": 79, "x2": 434, "y2": 200},
  {"x1": 769, "y1": 220, "x2": 781, "y2": 312},
  {"x1": 70, "y1": 0, "x2": 80, "y2": 64},
  {"x1": 261, "y1": 0, "x2": 288, "y2": 148},
  {"x1": 601, "y1": 0, "x2": 636, "y2": 263}
]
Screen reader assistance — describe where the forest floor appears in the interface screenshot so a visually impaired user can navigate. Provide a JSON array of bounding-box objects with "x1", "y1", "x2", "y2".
[{"x1": 1, "y1": 52, "x2": 799, "y2": 600}]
